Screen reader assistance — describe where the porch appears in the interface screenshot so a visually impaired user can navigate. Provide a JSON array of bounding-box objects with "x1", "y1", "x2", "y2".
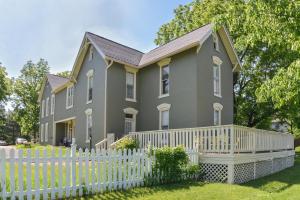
[
  {"x1": 107, "y1": 125, "x2": 295, "y2": 183},
  {"x1": 54, "y1": 118, "x2": 75, "y2": 146}
]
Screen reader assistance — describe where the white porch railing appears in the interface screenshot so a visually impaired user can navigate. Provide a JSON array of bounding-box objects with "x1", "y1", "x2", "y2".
[
  {"x1": 95, "y1": 133, "x2": 115, "y2": 150},
  {"x1": 127, "y1": 125, "x2": 294, "y2": 154}
]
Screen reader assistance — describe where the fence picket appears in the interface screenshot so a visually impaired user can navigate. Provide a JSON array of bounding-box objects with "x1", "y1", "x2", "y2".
[
  {"x1": 9, "y1": 149, "x2": 15, "y2": 200},
  {"x1": 84, "y1": 148, "x2": 89, "y2": 193},
  {"x1": 42, "y1": 149, "x2": 48, "y2": 200},
  {"x1": 26, "y1": 149, "x2": 32, "y2": 200},
  {"x1": 71, "y1": 146, "x2": 77, "y2": 197},
  {"x1": 65, "y1": 149, "x2": 71, "y2": 198},
  {"x1": 35, "y1": 150, "x2": 40, "y2": 200},
  {"x1": 78, "y1": 148, "x2": 83, "y2": 197},
  {"x1": 18, "y1": 149, "x2": 24, "y2": 200},
  {"x1": 50, "y1": 149, "x2": 55, "y2": 199},
  {"x1": 58, "y1": 148, "x2": 63, "y2": 199},
  {"x1": 0, "y1": 149, "x2": 6, "y2": 199},
  {"x1": 91, "y1": 149, "x2": 96, "y2": 193}
]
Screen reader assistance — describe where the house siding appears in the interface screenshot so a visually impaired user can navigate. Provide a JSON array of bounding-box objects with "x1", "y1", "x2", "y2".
[
  {"x1": 196, "y1": 34, "x2": 233, "y2": 126},
  {"x1": 39, "y1": 81, "x2": 54, "y2": 145}
]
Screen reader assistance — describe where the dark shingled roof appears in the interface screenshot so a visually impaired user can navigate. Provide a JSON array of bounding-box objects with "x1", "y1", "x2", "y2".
[
  {"x1": 46, "y1": 74, "x2": 69, "y2": 90},
  {"x1": 86, "y1": 24, "x2": 212, "y2": 68},
  {"x1": 86, "y1": 32, "x2": 144, "y2": 66}
]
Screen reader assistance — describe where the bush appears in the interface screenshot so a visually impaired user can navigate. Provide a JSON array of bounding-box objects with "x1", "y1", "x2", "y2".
[
  {"x1": 146, "y1": 146, "x2": 202, "y2": 185},
  {"x1": 115, "y1": 137, "x2": 139, "y2": 150}
]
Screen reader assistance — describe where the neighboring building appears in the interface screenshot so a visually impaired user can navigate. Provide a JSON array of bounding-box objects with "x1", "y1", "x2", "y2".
[
  {"x1": 38, "y1": 24, "x2": 241, "y2": 148},
  {"x1": 271, "y1": 119, "x2": 289, "y2": 133}
]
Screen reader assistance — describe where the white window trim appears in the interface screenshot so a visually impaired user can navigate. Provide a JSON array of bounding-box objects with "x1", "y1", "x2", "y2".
[
  {"x1": 51, "y1": 94, "x2": 55, "y2": 115},
  {"x1": 124, "y1": 66, "x2": 138, "y2": 102},
  {"x1": 213, "y1": 33, "x2": 220, "y2": 52},
  {"x1": 213, "y1": 56, "x2": 222, "y2": 98},
  {"x1": 213, "y1": 103, "x2": 223, "y2": 126},
  {"x1": 123, "y1": 107, "x2": 138, "y2": 133},
  {"x1": 46, "y1": 97, "x2": 49, "y2": 117},
  {"x1": 85, "y1": 108, "x2": 93, "y2": 143},
  {"x1": 41, "y1": 100, "x2": 45, "y2": 118},
  {"x1": 45, "y1": 123, "x2": 48, "y2": 142},
  {"x1": 86, "y1": 69, "x2": 94, "y2": 104},
  {"x1": 158, "y1": 58, "x2": 171, "y2": 99},
  {"x1": 40, "y1": 124, "x2": 44, "y2": 142},
  {"x1": 157, "y1": 103, "x2": 171, "y2": 130},
  {"x1": 66, "y1": 84, "x2": 74, "y2": 109}
]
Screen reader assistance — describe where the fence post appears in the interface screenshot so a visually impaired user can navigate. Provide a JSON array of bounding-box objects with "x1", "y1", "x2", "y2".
[
  {"x1": 230, "y1": 125, "x2": 235, "y2": 155},
  {"x1": 227, "y1": 162, "x2": 234, "y2": 184},
  {"x1": 71, "y1": 138, "x2": 77, "y2": 197}
]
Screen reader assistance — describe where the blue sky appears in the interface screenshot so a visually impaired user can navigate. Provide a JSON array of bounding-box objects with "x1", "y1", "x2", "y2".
[{"x1": 0, "y1": 0, "x2": 191, "y2": 78}]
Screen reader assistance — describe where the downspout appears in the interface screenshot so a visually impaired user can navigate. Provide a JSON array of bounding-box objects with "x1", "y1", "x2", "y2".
[{"x1": 104, "y1": 59, "x2": 114, "y2": 139}]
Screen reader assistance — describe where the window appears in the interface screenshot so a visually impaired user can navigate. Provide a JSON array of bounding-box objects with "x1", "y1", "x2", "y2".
[
  {"x1": 85, "y1": 109, "x2": 93, "y2": 143},
  {"x1": 86, "y1": 70, "x2": 94, "y2": 103},
  {"x1": 41, "y1": 100, "x2": 45, "y2": 118},
  {"x1": 51, "y1": 94, "x2": 55, "y2": 115},
  {"x1": 40, "y1": 124, "x2": 44, "y2": 142},
  {"x1": 126, "y1": 72, "x2": 134, "y2": 99},
  {"x1": 123, "y1": 108, "x2": 138, "y2": 134},
  {"x1": 161, "y1": 65, "x2": 170, "y2": 96},
  {"x1": 157, "y1": 103, "x2": 171, "y2": 130},
  {"x1": 213, "y1": 33, "x2": 219, "y2": 51},
  {"x1": 125, "y1": 66, "x2": 138, "y2": 102},
  {"x1": 46, "y1": 97, "x2": 49, "y2": 117},
  {"x1": 158, "y1": 58, "x2": 171, "y2": 98},
  {"x1": 213, "y1": 103, "x2": 223, "y2": 126},
  {"x1": 89, "y1": 46, "x2": 94, "y2": 61},
  {"x1": 213, "y1": 56, "x2": 222, "y2": 97},
  {"x1": 66, "y1": 85, "x2": 74, "y2": 109},
  {"x1": 45, "y1": 123, "x2": 48, "y2": 142}
]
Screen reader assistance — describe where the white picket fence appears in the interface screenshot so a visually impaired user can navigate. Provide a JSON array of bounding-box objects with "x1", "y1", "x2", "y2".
[{"x1": 0, "y1": 146, "x2": 198, "y2": 200}]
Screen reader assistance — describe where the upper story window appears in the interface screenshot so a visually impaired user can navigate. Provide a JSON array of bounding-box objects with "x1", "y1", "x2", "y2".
[
  {"x1": 85, "y1": 109, "x2": 93, "y2": 143},
  {"x1": 66, "y1": 85, "x2": 74, "y2": 109},
  {"x1": 213, "y1": 33, "x2": 220, "y2": 51},
  {"x1": 86, "y1": 69, "x2": 94, "y2": 104},
  {"x1": 158, "y1": 58, "x2": 171, "y2": 98},
  {"x1": 46, "y1": 97, "x2": 49, "y2": 117},
  {"x1": 157, "y1": 103, "x2": 171, "y2": 130},
  {"x1": 125, "y1": 66, "x2": 138, "y2": 102},
  {"x1": 51, "y1": 94, "x2": 55, "y2": 115},
  {"x1": 213, "y1": 56, "x2": 222, "y2": 97},
  {"x1": 89, "y1": 46, "x2": 94, "y2": 61},
  {"x1": 41, "y1": 100, "x2": 45, "y2": 118},
  {"x1": 213, "y1": 103, "x2": 223, "y2": 126}
]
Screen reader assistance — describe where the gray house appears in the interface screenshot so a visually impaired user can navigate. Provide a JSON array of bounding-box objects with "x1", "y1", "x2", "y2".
[{"x1": 38, "y1": 24, "x2": 241, "y2": 148}]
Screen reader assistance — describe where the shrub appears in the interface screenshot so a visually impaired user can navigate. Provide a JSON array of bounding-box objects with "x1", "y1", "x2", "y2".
[
  {"x1": 146, "y1": 146, "x2": 202, "y2": 185},
  {"x1": 115, "y1": 137, "x2": 139, "y2": 150}
]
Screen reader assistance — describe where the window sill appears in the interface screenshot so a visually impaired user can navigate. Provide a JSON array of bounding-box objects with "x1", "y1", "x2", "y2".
[
  {"x1": 214, "y1": 94, "x2": 222, "y2": 98},
  {"x1": 125, "y1": 98, "x2": 137, "y2": 103},
  {"x1": 66, "y1": 105, "x2": 73, "y2": 110},
  {"x1": 86, "y1": 100, "x2": 92, "y2": 105},
  {"x1": 86, "y1": 140, "x2": 90, "y2": 143},
  {"x1": 158, "y1": 94, "x2": 169, "y2": 99}
]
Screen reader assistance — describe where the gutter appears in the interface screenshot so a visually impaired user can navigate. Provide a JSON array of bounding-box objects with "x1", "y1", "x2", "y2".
[{"x1": 104, "y1": 59, "x2": 114, "y2": 139}]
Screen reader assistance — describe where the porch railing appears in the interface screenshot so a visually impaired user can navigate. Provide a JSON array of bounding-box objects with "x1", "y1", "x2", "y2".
[{"x1": 127, "y1": 125, "x2": 294, "y2": 154}]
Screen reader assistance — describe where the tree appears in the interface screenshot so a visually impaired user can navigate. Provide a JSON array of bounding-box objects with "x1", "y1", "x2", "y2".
[
  {"x1": 155, "y1": 0, "x2": 300, "y2": 129},
  {"x1": 12, "y1": 59, "x2": 49, "y2": 139},
  {"x1": 0, "y1": 63, "x2": 11, "y2": 126},
  {"x1": 56, "y1": 70, "x2": 71, "y2": 78},
  {"x1": 256, "y1": 61, "x2": 300, "y2": 135}
]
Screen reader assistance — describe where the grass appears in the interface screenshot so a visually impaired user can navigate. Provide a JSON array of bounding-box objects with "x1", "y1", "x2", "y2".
[
  {"x1": 16, "y1": 144, "x2": 69, "y2": 157},
  {"x1": 77, "y1": 147, "x2": 300, "y2": 200}
]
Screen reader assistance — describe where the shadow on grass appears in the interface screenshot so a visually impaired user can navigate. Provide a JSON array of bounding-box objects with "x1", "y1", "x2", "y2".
[
  {"x1": 77, "y1": 181, "x2": 206, "y2": 200},
  {"x1": 243, "y1": 152, "x2": 300, "y2": 193}
]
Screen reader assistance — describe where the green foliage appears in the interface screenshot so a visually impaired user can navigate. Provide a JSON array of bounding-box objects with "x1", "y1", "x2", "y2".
[
  {"x1": 56, "y1": 70, "x2": 71, "y2": 78},
  {"x1": 0, "y1": 63, "x2": 11, "y2": 104},
  {"x1": 146, "y1": 146, "x2": 202, "y2": 185},
  {"x1": 12, "y1": 59, "x2": 49, "y2": 138},
  {"x1": 256, "y1": 60, "x2": 300, "y2": 134},
  {"x1": 155, "y1": 0, "x2": 300, "y2": 129},
  {"x1": 115, "y1": 137, "x2": 139, "y2": 150}
]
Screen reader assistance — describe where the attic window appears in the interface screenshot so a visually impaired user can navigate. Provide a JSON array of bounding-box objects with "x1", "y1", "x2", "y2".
[
  {"x1": 89, "y1": 46, "x2": 94, "y2": 61},
  {"x1": 213, "y1": 33, "x2": 219, "y2": 51}
]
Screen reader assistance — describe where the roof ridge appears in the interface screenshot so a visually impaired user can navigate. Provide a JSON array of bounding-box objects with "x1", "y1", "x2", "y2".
[
  {"x1": 86, "y1": 32, "x2": 145, "y2": 54},
  {"x1": 48, "y1": 73, "x2": 70, "y2": 79},
  {"x1": 147, "y1": 23, "x2": 212, "y2": 53}
]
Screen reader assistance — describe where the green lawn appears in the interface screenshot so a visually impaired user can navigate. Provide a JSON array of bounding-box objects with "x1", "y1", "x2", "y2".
[
  {"x1": 78, "y1": 147, "x2": 300, "y2": 200},
  {"x1": 16, "y1": 144, "x2": 69, "y2": 157}
]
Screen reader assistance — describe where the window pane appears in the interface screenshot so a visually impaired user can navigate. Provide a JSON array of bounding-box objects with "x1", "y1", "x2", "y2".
[
  {"x1": 161, "y1": 65, "x2": 169, "y2": 95},
  {"x1": 126, "y1": 72, "x2": 135, "y2": 99},
  {"x1": 161, "y1": 110, "x2": 169, "y2": 130},
  {"x1": 214, "y1": 110, "x2": 220, "y2": 125},
  {"x1": 125, "y1": 114, "x2": 133, "y2": 119},
  {"x1": 127, "y1": 85, "x2": 134, "y2": 99}
]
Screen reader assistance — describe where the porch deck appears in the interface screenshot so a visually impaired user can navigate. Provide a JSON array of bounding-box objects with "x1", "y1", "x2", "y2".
[{"x1": 110, "y1": 125, "x2": 295, "y2": 183}]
